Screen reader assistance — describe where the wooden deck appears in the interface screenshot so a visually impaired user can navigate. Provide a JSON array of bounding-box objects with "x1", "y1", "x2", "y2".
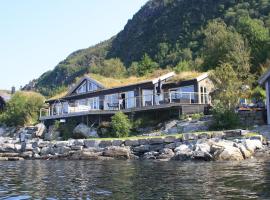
[{"x1": 40, "y1": 103, "x2": 209, "y2": 121}]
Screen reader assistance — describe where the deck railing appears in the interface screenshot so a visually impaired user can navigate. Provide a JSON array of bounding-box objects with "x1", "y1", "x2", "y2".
[{"x1": 40, "y1": 91, "x2": 210, "y2": 118}]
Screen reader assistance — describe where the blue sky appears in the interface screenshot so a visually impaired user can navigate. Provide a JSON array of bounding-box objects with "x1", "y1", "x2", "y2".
[{"x1": 0, "y1": 0, "x2": 148, "y2": 90}]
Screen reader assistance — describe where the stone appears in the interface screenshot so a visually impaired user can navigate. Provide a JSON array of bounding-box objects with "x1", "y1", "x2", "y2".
[
  {"x1": 167, "y1": 127, "x2": 179, "y2": 134},
  {"x1": 34, "y1": 123, "x2": 46, "y2": 138},
  {"x1": 223, "y1": 130, "x2": 242, "y2": 138},
  {"x1": 70, "y1": 150, "x2": 102, "y2": 160},
  {"x1": 72, "y1": 139, "x2": 84, "y2": 146},
  {"x1": 103, "y1": 146, "x2": 131, "y2": 159},
  {"x1": 157, "y1": 148, "x2": 174, "y2": 160},
  {"x1": 249, "y1": 135, "x2": 264, "y2": 142},
  {"x1": 32, "y1": 147, "x2": 41, "y2": 154},
  {"x1": 133, "y1": 145, "x2": 150, "y2": 153},
  {"x1": 198, "y1": 133, "x2": 211, "y2": 139},
  {"x1": 149, "y1": 144, "x2": 164, "y2": 152},
  {"x1": 25, "y1": 144, "x2": 33, "y2": 151},
  {"x1": 143, "y1": 151, "x2": 159, "y2": 160},
  {"x1": 112, "y1": 140, "x2": 123, "y2": 146},
  {"x1": 55, "y1": 146, "x2": 70, "y2": 155},
  {"x1": 195, "y1": 143, "x2": 210, "y2": 153},
  {"x1": 40, "y1": 146, "x2": 53, "y2": 156},
  {"x1": 73, "y1": 123, "x2": 99, "y2": 139},
  {"x1": 192, "y1": 151, "x2": 213, "y2": 161},
  {"x1": 125, "y1": 140, "x2": 139, "y2": 147},
  {"x1": 211, "y1": 132, "x2": 225, "y2": 139},
  {"x1": 164, "y1": 136, "x2": 177, "y2": 143},
  {"x1": 99, "y1": 140, "x2": 112, "y2": 148},
  {"x1": 84, "y1": 140, "x2": 100, "y2": 148},
  {"x1": 20, "y1": 151, "x2": 33, "y2": 159},
  {"x1": 0, "y1": 143, "x2": 16, "y2": 153},
  {"x1": 243, "y1": 139, "x2": 263, "y2": 154},
  {"x1": 214, "y1": 146, "x2": 244, "y2": 161},
  {"x1": 44, "y1": 127, "x2": 60, "y2": 141},
  {"x1": 182, "y1": 133, "x2": 198, "y2": 141},
  {"x1": 174, "y1": 143, "x2": 193, "y2": 152},
  {"x1": 149, "y1": 138, "x2": 164, "y2": 145},
  {"x1": 8, "y1": 157, "x2": 24, "y2": 161},
  {"x1": 235, "y1": 143, "x2": 252, "y2": 159},
  {"x1": 164, "y1": 143, "x2": 176, "y2": 149},
  {"x1": 173, "y1": 143, "x2": 194, "y2": 161},
  {"x1": 55, "y1": 141, "x2": 69, "y2": 148},
  {"x1": 138, "y1": 139, "x2": 149, "y2": 145},
  {"x1": 71, "y1": 146, "x2": 83, "y2": 151}
]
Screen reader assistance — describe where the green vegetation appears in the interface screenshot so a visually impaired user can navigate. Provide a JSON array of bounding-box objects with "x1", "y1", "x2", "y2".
[
  {"x1": 32, "y1": 0, "x2": 270, "y2": 97},
  {"x1": 111, "y1": 112, "x2": 132, "y2": 138},
  {"x1": 57, "y1": 119, "x2": 78, "y2": 140},
  {"x1": 0, "y1": 92, "x2": 45, "y2": 126}
]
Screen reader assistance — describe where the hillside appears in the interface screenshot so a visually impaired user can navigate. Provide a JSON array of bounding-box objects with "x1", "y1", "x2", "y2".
[{"x1": 31, "y1": 0, "x2": 270, "y2": 97}]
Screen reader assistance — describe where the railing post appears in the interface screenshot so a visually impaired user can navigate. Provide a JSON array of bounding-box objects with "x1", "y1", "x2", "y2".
[
  {"x1": 189, "y1": 93, "x2": 192, "y2": 104},
  {"x1": 169, "y1": 92, "x2": 172, "y2": 103}
]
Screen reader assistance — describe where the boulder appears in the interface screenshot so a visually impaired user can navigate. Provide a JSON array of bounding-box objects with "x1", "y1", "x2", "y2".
[
  {"x1": 157, "y1": 148, "x2": 175, "y2": 160},
  {"x1": 235, "y1": 143, "x2": 252, "y2": 159},
  {"x1": 149, "y1": 144, "x2": 164, "y2": 152},
  {"x1": 44, "y1": 125, "x2": 60, "y2": 141},
  {"x1": 138, "y1": 139, "x2": 149, "y2": 145},
  {"x1": 133, "y1": 145, "x2": 150, "y2": 153},
  {"x1": 71, "y1": 146, "x2": 83, "y2": 151},
  {"x1": 70, "y1": 150, "x2": 102, "y2": 160},
  {"x1": 99, "y1": 140, "x2": 112, "y2": 148},
  {"x1": 195, "y1": 143, "x2": 211, "y2": 153},
  {"x1": 164, "y1": 136, "x2": 178, "y2": 143},
  {"x1": 214, "y1": 146, "x2": 244, "y2": 161},
  {"x1": 182, "y1": 133, "x2": 198, "y2": 141},
  {"x1": 103, "y1": 146, "x2": 131, "y2": 159},
  {"x1": 223, "y1": 130, "x2": 242, "y2": 138},
  {"x1": 243, "y1": 139, "x2": 263, "y2": 154},
  {"x1": 143, "y1": 151, "x2": 159, "y2": 160},
  {"x1": 0, "y1": 143, "x2": 16, "y2": 153},
  {"x1": 174, "y1": 143, "x2": 194, "y2": 161},
  {"x1": 125, "y1": 140, "x2": 139, "y2": 147},
  {"x1": 192, "y1": 151, "x2": 213, "y2": 161},
  {"x1": 73, "y1": 123, "x2": 99, "y2": 139},
  {"x1": 84, "y1": 140, "x2": 100, "y2": 148},
  {"x1": 149, "y1": 138, "x2": 164, "y2": 145},
  {"x1": 40, "y1": 146, "x2": 54, "y2": 156},
  {"x1": 34, "y1": 123, "x2": 46, "y2": 138},
  {"x1": 112, "y1": 140, "x2": 123, "y2": 146}
]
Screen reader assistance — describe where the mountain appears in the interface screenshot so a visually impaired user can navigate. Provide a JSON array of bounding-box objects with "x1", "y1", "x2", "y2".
[{"x1": 31, "y1": 0, "x2": 270, "y2": 97}]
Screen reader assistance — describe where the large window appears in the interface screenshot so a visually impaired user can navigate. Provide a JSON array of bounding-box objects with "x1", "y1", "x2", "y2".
[
  {"x1": 171, "y1": 85, "x2": 195, "y2": 102},
  {"x1": 142, "y1": 90, "x2": 153, "y2": 106},
  {"x1": 126, "y1": 91, "x2": 135, "y2": 109},
  {"x1": 76, "y1": 82, "x2": 87, "y2": 94},
  {"x1": 88, "y1": 82, "x2": 98, "y2": 92},
  {"x1": 104, "y1": 94, "x2": 119, "y2": 110},
  {"x1": 88, "y1": 97, "x2": 99, "y2": 110}
]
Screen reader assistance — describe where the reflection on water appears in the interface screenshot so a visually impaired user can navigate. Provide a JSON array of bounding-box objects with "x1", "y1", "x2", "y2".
[{"x1": 0, "y1": 159, "x2": 269, "y2": 199}]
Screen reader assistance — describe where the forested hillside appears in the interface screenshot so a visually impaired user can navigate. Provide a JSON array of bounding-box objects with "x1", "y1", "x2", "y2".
[{"x1": 31, "y1": 0, "x2": 270, "y2": 97}]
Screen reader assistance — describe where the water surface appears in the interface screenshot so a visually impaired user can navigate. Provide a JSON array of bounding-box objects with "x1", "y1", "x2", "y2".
[{"x1": 0, "y1": 159, "x2": 270, "y2": 199}]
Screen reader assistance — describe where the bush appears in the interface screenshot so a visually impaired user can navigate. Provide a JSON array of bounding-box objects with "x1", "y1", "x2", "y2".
[
  {"x1": 0, "y1": 91, "x2": 45, "y2": 126},
  {"x1": 111, "y1": 112, "x2": 132, "y2": 138},
  {"x1": 57, "y1": 119, "x2": 78, "y2": 140},
  {"x1": 210, "y1": 104, "x2": 240, "y2": 130}
]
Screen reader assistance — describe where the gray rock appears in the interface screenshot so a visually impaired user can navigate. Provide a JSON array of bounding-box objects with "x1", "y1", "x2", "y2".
[
  {"x1": 214, "y1": 146, "x2": 244, "y2": 161},
  {"x1": 164, "y1": 143, "x2": 176, "y2": 149},
  {"x1": 192, "y1": 151, "x2": 213, "y2": 161},
  {"x1": 174, "y1": 150, "x2": 193, "y2": 161},
  {"x1": 234, "y1": 143, "x2": 252, "y2": 159},
  {"x1": 164, "y1": 136, "x2": 177, "y2": 143},
  {"x1": 157, "y1": 148, "x2": 174, "y2": 160},
  {"x1": 103, "y1": 146, "x2": 131, "y2": 159},
  {"x1": 143, "y1": 151, "x2": 159, "y2": 160},
  {"x1": 73, "y1": 123, "x2": 99, "y2": 139},
  {"x1": 149, "y1": 138, "x2": 164, "y2": 145},
  {"x1": 138, "y1": 139, "x2": 149, "y2": 145},
  {"x1": 0, "y1": 143, "x2": 16, "y2": 153},
  {"x1": 84, "y1": 140, "x2": 100, "y2": 148},
  {"x1": 55, "y1": 146, "x2": 70, "y2": 155},
  {"x1": 133, "y1": 145, "x2": 150, "y2": 153},
  {"x1": 149, "y1": 144, "x2": 164, "y2": 151},
  {"x1": 71, "y1": 146, "x2": 83, "y2": 151},
  {"x1": 243, "y1": 139, "x2": 263, "y2": 154},
  {"x1": 55, "y1": 141, "x2": 69, "y2": 148},
  {"x1": 125, "y1": 140, "x2": 139, "y2": 146},
  {"x1": 211, "y1": 132, "x2": 225, "y2": 139},
  {"x1": 40, "y1": 146, "x2": 53, "y2": 156},
  {"x1": 72, "y1": 139, "x2": 84, "y2": 146},
  {"x1": 198, "y1": 133, "x2": 211, "y2": 139},
  {"x1": 182, "y1": 133, "x2": 198, "y2": 141},
  {"x1": 223, "y1": 130, "x2": 242, "y2": 138},
  {"x1": 195, "y1": 143, "x2": 210, "y2": 153},
  {"x1": 99, "y1": 140, "x2": 112, "y2": 148},
  {"x1": 35, "y1": 123, "x2": 46, "y2": 138},
  {"x1": 44, "y1": 125, "x2": 60, "y2": 141},
  {"x1": 32, "y1": 147, "x2": 41, "y2": 154},
  {"x1": 112, "y1": 140, "x2": 123, "y2": 146}
]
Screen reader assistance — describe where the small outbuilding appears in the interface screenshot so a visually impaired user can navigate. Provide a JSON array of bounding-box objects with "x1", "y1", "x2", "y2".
[{"x1": 258, "y1": 69, "x2": 270, "y2": 125}]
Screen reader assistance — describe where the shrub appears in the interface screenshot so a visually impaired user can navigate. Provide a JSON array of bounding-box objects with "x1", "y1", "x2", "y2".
[
  {"x1": 111, "y1": 112, "x2": 132, "y2": 138},
  {"x1": 251, "y1": 86, "x2": 266, "y2": 103},
  {"x1": 57, "y1": 119, "x2": 77, "y2": 140},
  {"x1": 0, "y1": 91, "x2": 45, "y2": 126},
  {"x1": 210, "y1": 104, "x2": 240, "y2": 130}
]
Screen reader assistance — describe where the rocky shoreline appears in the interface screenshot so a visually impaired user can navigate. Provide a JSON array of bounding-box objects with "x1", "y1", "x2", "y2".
[{"x1": 0, "y1": 130, "x2": 269, "y2": 162}]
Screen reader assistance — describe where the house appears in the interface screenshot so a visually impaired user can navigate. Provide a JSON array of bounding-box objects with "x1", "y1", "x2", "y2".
[
  {"x1": 258, "y1": 69, "x2": 270, "y2": 125},
  {"x1": 40, "y1": 72, "x2": 213, "y2": 125},
  {"x1": 0, "y1": 91, "x2": 11, "y2": 111}
]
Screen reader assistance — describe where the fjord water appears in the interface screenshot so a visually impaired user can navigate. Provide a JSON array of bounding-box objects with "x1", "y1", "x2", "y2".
[{"x1": 0, "y1": 159, "x2": 270, "y2": 200}]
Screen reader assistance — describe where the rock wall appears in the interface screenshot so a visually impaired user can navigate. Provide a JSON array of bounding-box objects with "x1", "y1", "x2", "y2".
[
  {"x1": 238, "y1": 111, "x2": 266, "y2": 126},
  {"x1": 0, "y1": 130, "x2": 268, "y2": 161}
]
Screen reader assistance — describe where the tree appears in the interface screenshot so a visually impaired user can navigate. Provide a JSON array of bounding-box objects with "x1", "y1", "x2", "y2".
[
  {"x1": 137, "y1": 54, "x2": 158, "y2": 76},
  {"x1": 111, "y1": 112, "x2": 132, "y2": 138},
  {"x1": 202, "y1": 20, "x2": 251, "y2": 81},
  {"x1": 102, "y1": 58, "x2": 127, "y2": 78},
  {"x1": 0, "y1": 91, "x2": 45, "y2": 126},
  {"x1": 236, "y1": 17, "x2": 270, "y2": 72},
  {"x1": 174, "y1": 60, "x2": 191, "y2": 73},
  {"x1": 210, "y1": 63, "x2": 242, "y2": 110}
]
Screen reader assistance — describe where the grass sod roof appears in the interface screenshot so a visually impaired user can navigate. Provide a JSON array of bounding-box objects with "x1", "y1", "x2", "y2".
[{"x1": 47, "y1": 70, "x2": 204, "y2": 101}]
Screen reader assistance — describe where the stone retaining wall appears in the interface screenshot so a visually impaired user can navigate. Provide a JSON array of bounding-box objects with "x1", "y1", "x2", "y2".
[
  {"x1": 238, "y1": 110, "x2": 266, "y2": 126},
  {"x1": 0, "y1": 130, "x2": 269, "y2": 162}
]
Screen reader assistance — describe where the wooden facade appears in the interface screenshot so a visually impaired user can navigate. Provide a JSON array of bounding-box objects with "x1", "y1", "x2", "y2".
[{"x1": 40, "y1": 72, "x2": 213, "y2": 123}]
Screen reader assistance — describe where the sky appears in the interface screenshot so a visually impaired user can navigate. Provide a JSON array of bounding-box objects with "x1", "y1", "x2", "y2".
[{"x1": 0, "y1": 0, "x2": 148, "y2": 90}]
